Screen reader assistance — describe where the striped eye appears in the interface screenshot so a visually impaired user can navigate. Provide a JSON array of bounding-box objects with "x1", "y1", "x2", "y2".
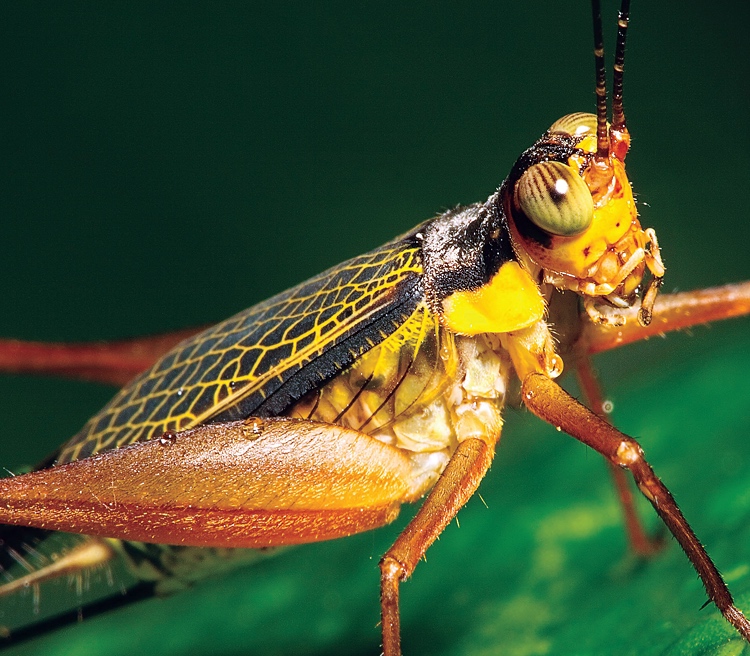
[
  {"x1": 516, "y1": 161, "x2": 594, "y2": 237},
  {"x1": 548, "y1": 112, "x2": 598, "y2": 137}
]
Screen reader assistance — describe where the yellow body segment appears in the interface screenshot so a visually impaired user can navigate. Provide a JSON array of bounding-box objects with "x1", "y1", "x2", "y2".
[{"x1": 440, "y1": 262, "x2": 545, "y2": 335}]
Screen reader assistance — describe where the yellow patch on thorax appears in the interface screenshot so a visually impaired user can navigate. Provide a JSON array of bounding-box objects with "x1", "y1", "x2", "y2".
[{"x1": 440, "y1": 261, "x2": 545, "y2": 335}]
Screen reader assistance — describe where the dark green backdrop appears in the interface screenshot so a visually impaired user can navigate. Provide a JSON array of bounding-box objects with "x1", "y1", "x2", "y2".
[{"x1": 1, "y1": 2, "x2": 749, "y2": 655}]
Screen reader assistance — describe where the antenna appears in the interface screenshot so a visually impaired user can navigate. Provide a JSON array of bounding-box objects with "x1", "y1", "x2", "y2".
[
  {"x1": 590, "y1": 0, "x2": 609, "y2": 159},
  {"x1": 612, "y1": 0, "x2": 631, "y2": 130}
]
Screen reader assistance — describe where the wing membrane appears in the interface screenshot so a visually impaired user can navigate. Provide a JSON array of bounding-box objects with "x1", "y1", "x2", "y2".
[{"x1": 57, "y1": 238, "x2": 423, "y2": 464}]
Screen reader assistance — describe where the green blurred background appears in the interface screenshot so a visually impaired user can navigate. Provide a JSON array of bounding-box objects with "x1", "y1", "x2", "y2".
[{"x1": 1, "y1": 2, "x2": 749, "y2": 655}]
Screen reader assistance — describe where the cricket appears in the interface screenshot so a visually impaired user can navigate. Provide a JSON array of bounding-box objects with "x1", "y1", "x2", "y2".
[{"x1": 1, "y1": 1, "x2": 749, "y2": 654}]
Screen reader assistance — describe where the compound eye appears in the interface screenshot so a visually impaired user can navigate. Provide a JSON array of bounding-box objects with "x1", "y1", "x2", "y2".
[
  {"x1": 548, "y1": 112, "x2": 598, "y2": 137},
  {"x1": 516, "y1": 161, "x2": 594, "y2": 237}
]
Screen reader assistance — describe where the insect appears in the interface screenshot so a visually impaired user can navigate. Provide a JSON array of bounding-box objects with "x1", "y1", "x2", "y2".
[{"x1": 1, "y1": 1, "x2": 750, "y2": 656}]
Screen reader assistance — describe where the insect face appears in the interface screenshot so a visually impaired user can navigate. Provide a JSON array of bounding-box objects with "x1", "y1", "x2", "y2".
[{"x1": 504, "y1": 113, "x2": 665, "y2": 324}]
